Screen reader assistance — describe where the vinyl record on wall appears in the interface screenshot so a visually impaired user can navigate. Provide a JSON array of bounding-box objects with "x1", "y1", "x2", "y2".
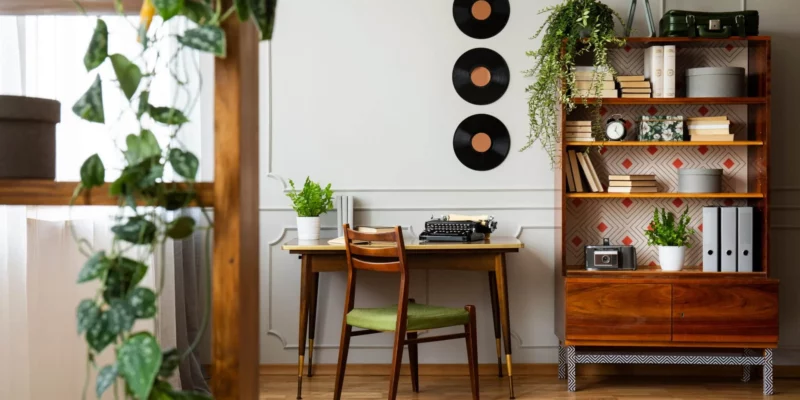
[
  {"x1": 453, "y1": 114, "x2": 510, "y2": 171},
  {"x1": 452, "y1": 48, "x2": 509, "y2": 105},
  {"x1": 453, "y1": 0, "x2": 510, "y2": 39}
]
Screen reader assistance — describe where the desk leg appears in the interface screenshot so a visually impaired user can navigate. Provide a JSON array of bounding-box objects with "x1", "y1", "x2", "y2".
[
  {"x1": 487, "y1": 272, "x2": 503, "y2": 378},
  {"x1": 494, "y1": 254, "x2": 515, "y2": 399},
  {"x1": 307, "y1": 272, "x2": 320, "y2": 377},
  {"x1": 296, "y1": 255, "x2": 312, "y2": 399}
]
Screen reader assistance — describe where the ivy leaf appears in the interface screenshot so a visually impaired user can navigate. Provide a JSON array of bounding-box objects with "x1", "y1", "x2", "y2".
[
  {"x1": 125, "y1": 130, "x2": 161, "y2": 165},
  {"x1": 161, "y1": 191, "x2": 194, "y2": 211},
  {"x1": 84, "y1": 19, "x2": 108, "y2": 71},
  {"x1": 149, "y1": 380, "x2": 174, "y2": 400},
  {"x1": 80, "y1": 154, "x2": 105, "y2": 188},
  {"x1": 137, "y1": 90, "x2": 150, "y2": 118},
  {"x1": 158, "y1": 348, "x2": 181, "y2": 378},
  {"x1": 182, "y1": 0, "x2": 214, "y2": 25},
  {"x1": 150, "y1": 106, "x2": 189, "y2": 125},
  {"x1": 110, "y1": 54, "x2": 142, "y2": 100},
  {"x1": 235, "y1": 0, "x2": 250, "y2": 21},
  {"x1": 112, "y1": 216, "x2": 157, "y2": 245},
  {"x1": 73, "y1": 76, "x2": 105, "y2": 123},
  {"x1": 153, "y1": 0, "x2": 185, "y2": 21},
  {"x1": 250, "y1": 0, "x2": 277, "y2": 41},
  {"x1": 78, "y1": 251, "x2": 109, "y2": 283},
  {"x1": 168, "y1": 149, "x2": 199, "y2": 180},
  {"x1": 108, "y1": 299, "x2": 136, "y2": 335},
  {"x1": 138, "y1": 162, "x2": 164, "y2": 188},
  {"x1": 166, "y1": 216, "x2": 195, "y2": 240},
  {"x1": 86, "y1": 311, "x2": 116, "y2": 352},
  {"x1": 178, "y1": 26, "x2": 226, "y2": 57},
  {"x1": 96, "y1": 364, "x2": 118, "y2": 398},
  {"x1": 129, "y1": 287, "x2": 157, "y2": 318},
  {"x1": 77, "y1": 299, "x2": 101, "y2": 335},
  {"x1": 117, "y1": 332, "x2": 162, "y2": 400},
  {"x1": 104, "y1": 258, "x2": 148, "y2": 302}
]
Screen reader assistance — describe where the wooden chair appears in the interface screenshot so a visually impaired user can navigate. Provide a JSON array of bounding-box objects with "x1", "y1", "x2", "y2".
[{"x1": 334, "y1": 224, "x2": 479, "y2": 400}]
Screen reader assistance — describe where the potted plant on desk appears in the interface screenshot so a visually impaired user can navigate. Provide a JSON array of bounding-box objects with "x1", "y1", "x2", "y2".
[
  {"x1": 645, "y1": 207, "x2": 695, "y2": 271},
  {"x1": 287, "y1": 177, "x2": 334, "y2": 240}
]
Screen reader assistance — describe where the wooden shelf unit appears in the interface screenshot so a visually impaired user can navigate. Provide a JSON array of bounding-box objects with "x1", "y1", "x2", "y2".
[
  {"x1": 555, "y1": 37, "x2": 776, "y2": 362},
  {"x1": 0, "y1": 180, "x2": 214, "y2": 206}
]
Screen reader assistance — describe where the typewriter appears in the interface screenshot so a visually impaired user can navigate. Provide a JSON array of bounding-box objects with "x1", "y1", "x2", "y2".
[{"x1": 419, "y1": 215, "x2": 497, "y2": 242}]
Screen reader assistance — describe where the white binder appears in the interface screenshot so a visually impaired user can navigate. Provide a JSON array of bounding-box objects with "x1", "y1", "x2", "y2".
[
  {"x1": 737, "y1": 207, "x2": 754, "y2": 272},
  {"x1": 702, "y1": 207, "x2": 720, "y2": 272},
  {"x1": 720, "y1": 207, "x2": 737, "y2": 272}
]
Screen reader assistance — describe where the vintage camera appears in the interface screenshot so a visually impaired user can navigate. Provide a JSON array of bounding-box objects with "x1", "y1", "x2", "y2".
[{"x1": 585, "y1": 238, "x2": 637, "y2": 271}]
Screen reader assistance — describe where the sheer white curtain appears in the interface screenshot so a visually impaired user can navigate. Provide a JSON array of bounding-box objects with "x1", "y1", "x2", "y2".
[{"x1": 0, "y1": 14, "x2": 213, "y2": 399}]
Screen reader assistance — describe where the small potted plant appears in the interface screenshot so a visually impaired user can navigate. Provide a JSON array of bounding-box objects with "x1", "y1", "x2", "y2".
[
  {"x1": 644, "y1": 207, "x2": 695, "y2": 271},
  {"x1": 286, "y1": 177, "x2": 334, "y2": 240}
]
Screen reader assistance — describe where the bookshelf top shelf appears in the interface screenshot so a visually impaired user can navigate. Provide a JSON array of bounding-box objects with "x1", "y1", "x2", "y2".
[
  {"x1": 566, "y1": 192, "x2": 764, "y2": 199},
  {"x1": 571, "y1": 97, "x2": 767, "y2": 105},
  {"x1": 617, "y1": 36, "x2": 770, "y2": 48},
  {"x1": 565, "y1": 141, "x2": 763, "y2": 147}
]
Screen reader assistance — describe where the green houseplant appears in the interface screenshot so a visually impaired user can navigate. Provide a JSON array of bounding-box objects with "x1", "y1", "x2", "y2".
[
  {"x1": 523, "y1": 0, "x2": 625, "y2": 163},
  {"x1": 286, "y1": 177, "x2": 334, "y2": 240},
  {"x1": 644, "y1": 207, "x2": 695, "y2": 271},
  {"x1": 70, "y1": 0, "x2": 276, "y2": 399}
]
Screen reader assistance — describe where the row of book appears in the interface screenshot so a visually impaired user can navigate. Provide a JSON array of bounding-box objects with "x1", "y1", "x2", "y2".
[
  {"x1": 688, "y1": 116, "x2": 734, "y2": 142},
  {"x1": 608, "y1": 174, "x2": 658, "y2": 193},
  {"x1": 565, "y1": 149, "x2": 603, "y2": 192},
  {"x1": 644, "y1": 45, "x2": 676, "y2": 98},
  {"x1": 573, "y1": 67, "x2": 653, "y2": 98},
  {"x1": 564, "y1": 120, "x2": 594, "y2": 142}
]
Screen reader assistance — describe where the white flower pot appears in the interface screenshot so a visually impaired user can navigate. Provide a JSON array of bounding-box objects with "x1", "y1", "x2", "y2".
[
  {"x1": 297, "y1": 217, "x2": 321, "y2": 240},
  {"x1": 658, "y1": 246, "x2": 686, "y2": 271}
]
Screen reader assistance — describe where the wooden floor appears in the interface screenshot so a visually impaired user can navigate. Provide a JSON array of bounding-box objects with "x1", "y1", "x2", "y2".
[{"x1": 261, "y1": 375, "x2": 800, "y2": 399}]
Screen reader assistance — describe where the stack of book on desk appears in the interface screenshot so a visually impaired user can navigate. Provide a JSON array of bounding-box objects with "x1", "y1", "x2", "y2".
[
  {"x1": 607, "y1": 174, "x2": 658, "y2": 193},
  {"x1": 616, "y1": 75, "x2": 652, "y2": 98},
  {"x1": 573, "y1": 66, "x2": 618, "y2": 98},
  {"x1": 687, "y1": 116, "x2": 734, "y2": 142},
  {"x1": 564, "y1": 121, "x2": 594, "y2": 142}
]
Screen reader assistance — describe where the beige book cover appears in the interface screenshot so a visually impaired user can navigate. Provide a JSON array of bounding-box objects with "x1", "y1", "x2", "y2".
[
  {"x1": 616, "y1": 75, "x2": 645, "y2": 81},
  {"x1": 576, "y1": 152, "x2": 599, "y2": 192},
  {"x1": 688, "y1": 129, "x2": 731, "y2": 135},
  {"x1": 689, "y1": 134, "x2": 735, "y2": 142},
  {"x1": 608, "y1": 174, "x2": 656, "y2": 181},
  {"x1": 609, "y1": 180, "x2": 658, "y2": 187},
  {"x1": 565, "y1": 125, "x2": 592, "y2": 133},
  {"x1": 621, "y1": 88, "x2": 652, "y2": 93},
  {"x1": 575, "y1": 89, "x2": 619, "y2": 98},
  {"x1": 575, "y1": 81, "x2": 616, "y2": 90},
  {"x1": 567, "y1": 150, "x2": 584, "y2": 192},
  {"x1": 583, "y1": 153, "x2": 604, "y2": 193},
  {"x1": 564, "y1": 131, "x2": 593, "y2": 138},
  {"x1": 565, "y1": 120, "x2": 592, "y2": 126},
  {"x1": 687, "y1": 116, "x2": 728, "y2": 122},
  {"x1": 607, "y1": 186, "x2": 659, "y2": 193},
  {"x1": 618, "y1": 81, "x2": 651, "y2": 88},
  {"x1": 564, "y1": 156, "x2": 576, "y2": 192},
  {"x1": 621, "y1": 94, "x2": 651, "y2": 98}
]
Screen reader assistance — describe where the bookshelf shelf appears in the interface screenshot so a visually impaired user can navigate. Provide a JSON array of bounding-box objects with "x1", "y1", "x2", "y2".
[
  {"x1": 565, "y1": 140, "x2": 763, "y2": 147},
  {"x1": 565, "y1": 265, "x2": 768, "y2": 279},
  {"x1": 0, "y1": 180, "x2": 214, "y2": 206},
  {"x1": 565, "y1": 192, "x2": 763, "y2": 199},
  {"x1": 571, "y1": 97, "x2": 767, "y2": 105}
]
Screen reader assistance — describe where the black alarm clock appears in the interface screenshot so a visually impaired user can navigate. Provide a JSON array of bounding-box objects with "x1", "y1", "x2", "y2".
[{"x1": 605, "y1": 114, "x2": 628, "y2": 141}]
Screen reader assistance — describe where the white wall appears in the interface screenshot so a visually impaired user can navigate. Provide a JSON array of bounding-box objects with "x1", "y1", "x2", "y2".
[{"x1": 261, "y1": 0, "x2": 800, "y2": 365}]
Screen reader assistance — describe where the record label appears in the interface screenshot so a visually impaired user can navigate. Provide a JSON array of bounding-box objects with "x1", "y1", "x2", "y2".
[
  {"x1": 452, "y1": 48, "x2": 509, "y2": 105},
  {"x1": 453, "y1": 0, "x2": 510, "y2": 39},
  {"x1": 453, "y1": 114, "x2": 510, "y2": 171}
]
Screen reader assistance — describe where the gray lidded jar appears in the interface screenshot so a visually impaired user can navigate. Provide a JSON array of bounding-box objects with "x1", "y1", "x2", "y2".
[
  {"x1": 686, "y1": 67, "x2": 745, "y2": 98},
  {"x1": 0, "y1": 95, "x2": 61, "y2": 179},
  {"x1": 678, "y1": 168, "x2": 723, "y2": 193}
]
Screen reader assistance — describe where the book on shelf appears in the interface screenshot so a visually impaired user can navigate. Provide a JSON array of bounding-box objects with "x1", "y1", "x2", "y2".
[
  {"x1": 567, "y1": 150, "x2": 584, "y2": 192},
  {"x1": 574, "y1": 72, "x2": 613, "y2": 81},
  {"x1": 566, "y1": 120, "x2": 592, "y2": 126},
  {"x1": 608, "y1": 186, "x2": 659, "y2": 193},
  {"x1": 687, "y1": 116, "x2": 728, "y2": 122},
  {"x1": 644, "y1": 45, "x2": 664, "y2": 98},
  {"x1": 357, "y1": 226, "x2": 394, "y2": 233},
  {"x1": 687, "y1": 122, "x2": 731, "y2": 129},
  {"x1": 576, "y1": 153, "x2": 600, "y2": 192},
  {"x1": 616, "y1": 75, "x2": 645, "y2": 82},
  {"x1": 618, "y1": 81, "x2": 651, "y2": 88},
  {"x1": 565, "y1": 125, "x2": 592, "y2": 133},
  {"x1": 688, "y1": 128, "x2": 731, "y2": 135},
  {"x1": 564, "y1": 155, "x2": 576, "y2": 192},
  {"x1": 575, "y1": 80, "x2": 616, "y2": 90},
  {"x1": 564, "y1": 131, "x2": 593, "y2": 137},
  {"x1": 565, "y1": 137, "x2": 596, "y2": 142},
  {"x1": 608, "y1": 174, "x2": 656, "y2": 181},
  {"x1": 663, "y1": 45, "x2": 676, "y2": 98},
  {"x1": 621, "y1": 93, "x2": 651, "y2": 98},
  {"x1": 690, "y1": 134, "x2": 735, "y2": 142},
  {"x1": 621, "y1": 88, "x2": 652, "y2": 94},
  {"x1": 609, "y1": 180, "x2": 658, "y2": 187},
  {"x1": 585, "y1": 154, "x2": 604, "y2": 192},
  {"x1": 575, "y1": 89, "x2": 618, "y2": 98}
]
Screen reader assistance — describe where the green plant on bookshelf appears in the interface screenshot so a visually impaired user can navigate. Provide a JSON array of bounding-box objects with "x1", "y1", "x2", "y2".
[
  {"x1": 644, "y1": 207, "x2": 695, "y2": 247},
  {"x1": 523, "y1": 0, "x2": 625, "y2": 164}
]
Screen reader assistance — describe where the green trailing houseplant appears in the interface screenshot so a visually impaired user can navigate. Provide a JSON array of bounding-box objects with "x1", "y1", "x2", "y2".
[
  {"x1": 523, "y1": 0, "x2": 625, "y2": 164},
  {"x1": 644, "y1": 207, "x2": 695, "y2": 247},
  {"x1": 70, "y1": 0, "x2": 276, "y2": 399}
]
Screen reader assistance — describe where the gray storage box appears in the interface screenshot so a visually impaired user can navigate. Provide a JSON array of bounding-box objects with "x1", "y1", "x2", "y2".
[
  {"x1": 686, "y1": 67, "x2": 745, "y2": 98},
  {"x1": 678, "y1": 168, "x2": 722, "y2": 193},
  {"x1": 0, "y1": 95, "x2": 60, "y2": 179}
]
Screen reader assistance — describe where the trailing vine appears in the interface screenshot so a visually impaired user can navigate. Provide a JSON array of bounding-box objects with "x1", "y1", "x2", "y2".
[
  {"x1": 522, "y1": 0, "x2": 625, "y2": 164},
  {"x1": 71, "y1": 0, "x2": 275, "y2": 398}
]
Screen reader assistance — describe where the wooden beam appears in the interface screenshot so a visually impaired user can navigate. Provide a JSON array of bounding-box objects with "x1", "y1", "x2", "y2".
[
  {"x1": 211, "y1": 1, "x2": 260, "y2": 398},
  {"x1": 0, "y1": 180, "x2": 214, "y2": 206},
  {"x1": 0, "y1": 0, "x2": 141, "y2": 15}
]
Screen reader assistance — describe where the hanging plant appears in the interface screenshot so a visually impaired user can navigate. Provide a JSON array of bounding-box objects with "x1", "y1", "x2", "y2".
[
  {"x1": 70, "y1": 0, "x2": 276, "y2": 398},
  {"x1": 522, "y1": 0, "x2": 625, "y2": 164}
]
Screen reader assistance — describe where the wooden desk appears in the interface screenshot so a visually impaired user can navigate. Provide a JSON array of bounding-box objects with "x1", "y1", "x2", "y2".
[{"x1": 282, "y1": 237, "x2": 523, "y2": 399}]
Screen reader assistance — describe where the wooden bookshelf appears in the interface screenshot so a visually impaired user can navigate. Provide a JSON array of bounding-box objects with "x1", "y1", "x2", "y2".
[
  {"x1": 566, "y1": 192, "x2": 764, "y2": 199},
  {"x1": 565, "y1": 140, "x2": 763, "y2": 147},
  {"x1": 0, "y1": 180, "x2": 214, "y2": 206}
]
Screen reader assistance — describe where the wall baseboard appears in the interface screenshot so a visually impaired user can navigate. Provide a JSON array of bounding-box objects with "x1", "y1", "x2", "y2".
[{"x1": 260, "y1": 363, "x2": 800, "y2": 378}]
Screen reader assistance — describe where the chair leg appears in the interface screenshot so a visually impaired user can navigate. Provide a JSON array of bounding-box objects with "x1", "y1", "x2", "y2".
[
  {"x1": 333, "y1": 325, "x2": 352, "y2": 400},
  {"x1": 387, "y1": 324, "x2": 407, "y2": 400},
  {"x1": 465, "y1": 305, "x2": 480, "y2": 400},
  {"x1": 407, "y1": 332, "x2": 420, "y2": 393}
]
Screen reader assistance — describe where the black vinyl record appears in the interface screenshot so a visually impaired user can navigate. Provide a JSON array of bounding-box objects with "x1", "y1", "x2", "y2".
[
  {"x1": 453, "y1": 0, "x2": 510, "y2": 39},
  {"x1": 453, "y1": 114, "x2": 510, "y2": 171},
  {"x1": 452, "y1": 48, "x2": 509, "y2": 105}
]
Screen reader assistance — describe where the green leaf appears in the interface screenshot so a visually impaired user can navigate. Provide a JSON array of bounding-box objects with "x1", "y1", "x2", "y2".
[
  {"x1": 104, "y1": 258, "x2": 148, "y2": 302},
  {"x1": 137, "y1": 91, "x2": 150, "y2": 118},
  {"x1": 96, "y1": 364, "x2": 118, "y2": 398},
  {"x1": 161, "y1": 191, "x2": 194, "y2": 211},
  {"x1": 250, "y1": 0, "x2": 277, "y2": 40},
  {"x1": 168, "y1": 149, "x2": 199, "y2": 180},
  {"x1": 77, "y1": 299, "x2": 101, "y2": 335},
  {"x1": 138, "y1": 162, "x2": 164, "y2": 188},
  {"x1": 110, "y1": 54, "x2": 143, "y2": 100},
  {"x1": 80, "y1": 154, "x2": 105, "y2": 188},
  {"x1": 78, "y1": 251, "x2": 109, "y2": 283},
  {"x1": 129, "y1": 287, "x2": 157, "y2": 318},
  {"x1": 149, "y1": 380, "x2": 174, "y2": 400},
  {"x1": 84, "y1": 19, "x2": 108, "y2": 71},
  {"x1": 117, "y1": 332, "x2": 162, "y2": 400},
  {"x1": 73, "y1": 76, "x2": 105, "y2": 123},
  {"x1": 86, "y1": 311, "x2": 116, "y2": 352},
  {"x1": 153, "y1": 0, "x2": 185, "y2": 21},
  {"x1": 166, "y1": 216, "x2": 195, "y2": 239},
  {"x1": 235, "y1": 0, "x2": 250, "y2": 21},
  {"x1": 179, "y1": 26, "x2": 226, "y2": 57},
  {"x1": 112, "y1": 216, "x2": 157, "y2": 245},
  {"x1": 150, "y1": 106, "x2": 189, "y2": 125},
  {"x1": 126, "y1": 130, "x2": 161, "y2": 165},
  {"x1": 182, "y1": 0, "x2": 214, "y2": 25},
  {"x1": 108, "y1": 299, "x2": 136, "y2": 334},
  {"x1": 158, "y1": 348, "x2": 181, "y2": 378},
  {"x1": 286, "y1": 177, "x2": 335, "y2": 217}
]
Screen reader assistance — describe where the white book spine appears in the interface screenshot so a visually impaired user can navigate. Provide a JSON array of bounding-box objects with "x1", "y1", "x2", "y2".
[
  {"x1": 663, "y1": 45, "x2": 676, "y2": 98},
  {"x1": 644, "y1": 46, "x2": 664, "y2": 98}
]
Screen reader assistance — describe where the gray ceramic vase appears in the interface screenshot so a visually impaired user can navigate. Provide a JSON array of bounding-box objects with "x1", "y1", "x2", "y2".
[{"x1": 0, "y1": 95, "x2": 61, "y2": 179}]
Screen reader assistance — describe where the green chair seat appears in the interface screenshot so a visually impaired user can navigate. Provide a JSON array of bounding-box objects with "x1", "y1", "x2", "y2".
[{"x1": 346, "y1": 302, "x2": 469, "y2": 332}]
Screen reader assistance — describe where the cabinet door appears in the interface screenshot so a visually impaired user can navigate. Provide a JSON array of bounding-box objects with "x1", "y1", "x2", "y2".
[
  {"x1": 672, "y1": 283, "x2": 778, "y2": 343},
  {"x1": 566, "y1": 282, "x2": 672, "y2": 342}
]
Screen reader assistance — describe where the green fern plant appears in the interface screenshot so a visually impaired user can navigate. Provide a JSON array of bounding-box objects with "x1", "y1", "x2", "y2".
[
  {"x1": 286, "y1": 177, "x2": 335, "y2": 217},
  {"x1": 644, "y1": 207, "x2": 695, "y2": 247}
]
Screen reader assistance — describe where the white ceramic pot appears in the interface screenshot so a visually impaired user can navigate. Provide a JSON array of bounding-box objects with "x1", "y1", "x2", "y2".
[
  {"x1": 297, "y1": 216, "x2": 321, "y2": 240},
  {"x1": 658, "y1": 246, "x2": 686, "y2": 271}
]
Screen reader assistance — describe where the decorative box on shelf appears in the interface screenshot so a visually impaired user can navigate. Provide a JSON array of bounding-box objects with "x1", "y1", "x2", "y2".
[{"x1": 639, "y1": 115, "x2": 685, "y2": 141}]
